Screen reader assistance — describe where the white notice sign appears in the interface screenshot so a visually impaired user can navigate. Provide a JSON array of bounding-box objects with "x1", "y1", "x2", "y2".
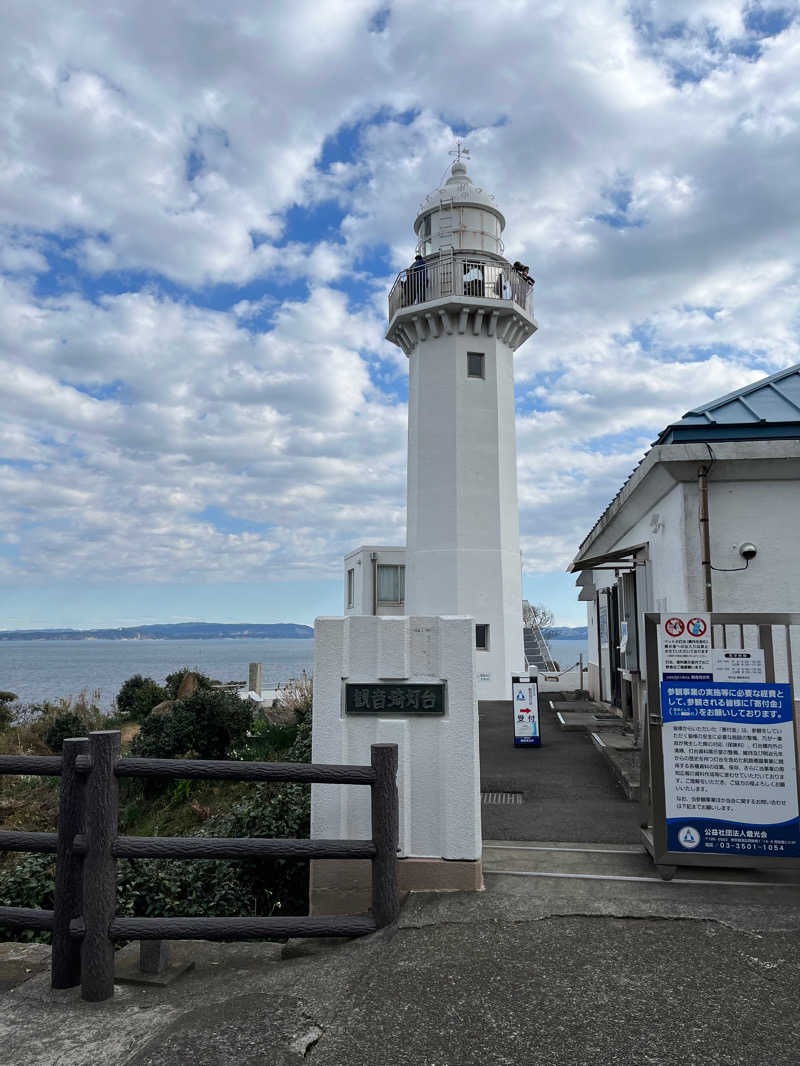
[
  {"x1": 712, "y1": 648, "x2": 766, "y2": 683},
  {"x1": 512, "y1": 675, "x2": 540, "y2": 747},
  {"x1": 660, "y1": 613, "x2": 712, "y2": 680}
]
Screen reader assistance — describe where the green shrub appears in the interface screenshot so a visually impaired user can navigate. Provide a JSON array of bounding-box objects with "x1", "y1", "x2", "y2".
[
  {"x1": 44, "y1": 711, "x2": 87, "y2": 753},
  {"x1": 0, "y1": 692, "x2": 105, "y2": 756},
  {"x1": 0, "y1": 854, "x2": 55, "y2": 942},
  {"x1": 164, "y1": 669, "x2": 214, "y2": 700},
  {"x1": 0, "y1": 697, "x2": 14, "y2": 732},
  {"x1": 130, "y1": 687, "x2": 253, "y2": 760},
  {"x1": 0, "y1": 690, "x2": 17, "y2": 727},
  {"x1": 286, "y1": 710, "x2": 312, "y2": 764},
  {"x1": 116, "y1": 675, "x2": 168, "y2": 722},
  {"x1": 0, "y1": 697, "x2": 314, "y2": 940}
]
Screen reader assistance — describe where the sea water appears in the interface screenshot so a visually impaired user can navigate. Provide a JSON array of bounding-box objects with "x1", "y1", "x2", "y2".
[
  {"x1": 0, "y1": 635, "x2": 588, "y2": 711},
  {"x1": 0, "y1": 638, "x2": 315, "y2": 711}
]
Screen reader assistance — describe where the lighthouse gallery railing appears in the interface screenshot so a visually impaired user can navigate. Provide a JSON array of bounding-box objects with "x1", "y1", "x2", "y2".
[{"x1": 389, "y1": 254, "x2": 534, "y2": 320}]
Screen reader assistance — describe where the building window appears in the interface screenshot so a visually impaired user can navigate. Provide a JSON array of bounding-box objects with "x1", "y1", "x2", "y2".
[
  {"x1": 377, "y1": 564, "x2": 405, "y2": 603},
  {"x1": 467, "y1": 352, "x2": 485, "y2": 378},
  {"x1": 346, "y1": 568, "x2": 355, "y2": 609},
  {"x1": 476, "y1": 623, "x2": 490, "y2": 650}
]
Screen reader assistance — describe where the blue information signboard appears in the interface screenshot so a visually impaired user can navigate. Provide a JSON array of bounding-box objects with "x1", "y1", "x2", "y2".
[{"x1": 660, "y1": 680, "x2": 800, "y2": 857}]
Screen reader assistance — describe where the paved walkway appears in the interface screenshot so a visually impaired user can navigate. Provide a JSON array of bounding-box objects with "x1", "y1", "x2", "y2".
[
  {"x1": 6, "y1": 693, "x2": 800, "y2": 1063},
  {"x1": 479, "y1": 697, "x2": 641, "y2": 843},
  {"x1": 5, "y1": 854, "x2": 800, "y2": 1066}
]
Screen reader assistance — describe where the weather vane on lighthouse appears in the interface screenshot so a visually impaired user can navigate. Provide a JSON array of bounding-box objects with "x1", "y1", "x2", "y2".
[{"x1": 449, "y1": 139, "x2": 470, "y2": 164}]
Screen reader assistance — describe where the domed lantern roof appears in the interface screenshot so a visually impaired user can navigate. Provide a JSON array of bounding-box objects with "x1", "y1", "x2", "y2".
[{"x1": 413, "y1": 160, "x2": 506, "y2": 257}]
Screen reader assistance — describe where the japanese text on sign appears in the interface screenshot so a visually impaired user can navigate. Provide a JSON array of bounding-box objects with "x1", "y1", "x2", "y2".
[
  {"x1": 660, "y1": 613, "x2": 712, "y2": 680},
  {"x1": 344, "y1": 682, "x2": 445, "y2": 715},
  {"x1": 512, "y1": 675, "x2": 540, "y2": 747},
  {"x1": 660, "y1": 679, "x2": 800, "y2": 857}
]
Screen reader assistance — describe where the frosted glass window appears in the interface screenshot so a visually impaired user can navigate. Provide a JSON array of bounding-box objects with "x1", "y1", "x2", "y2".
[
  {"x1": 377, "y1": 564, "x2": 405, "y2": 602},
  {"x1": 346, "y1": 568, "x2": 355, "y2": 609}
]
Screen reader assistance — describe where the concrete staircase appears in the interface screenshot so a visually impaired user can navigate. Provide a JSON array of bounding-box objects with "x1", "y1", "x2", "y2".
[{"x1": 523, "y1": 626, "x2": 555, "y2": 671}]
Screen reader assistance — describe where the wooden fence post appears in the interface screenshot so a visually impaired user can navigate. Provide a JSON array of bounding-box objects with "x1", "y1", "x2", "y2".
[
  {"x1": 81, "y1": 731, "x2": 120, "y2": 1002},
  {"x1": 370, "y1": 743, "x2": 399, "y2": 928},
  {"x1": 51, "y1": 736, "x2": 88, "y2": 989}
]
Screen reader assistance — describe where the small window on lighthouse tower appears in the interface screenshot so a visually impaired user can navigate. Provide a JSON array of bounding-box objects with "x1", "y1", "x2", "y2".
[
  {"x1": 467, "y1": 352, "x2": 485, "y2": 379},
  {"x1": 475, "y1": 623, "x2": 490, "y2": 650}
]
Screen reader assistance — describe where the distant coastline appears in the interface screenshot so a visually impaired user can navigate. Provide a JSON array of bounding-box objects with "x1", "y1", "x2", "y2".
[
  {"x1": 0, "y1": 622, "x2": 314, "y2": 642},
  {"x1": 0, "y1": 621, "x2": 586, "y2": 643}
]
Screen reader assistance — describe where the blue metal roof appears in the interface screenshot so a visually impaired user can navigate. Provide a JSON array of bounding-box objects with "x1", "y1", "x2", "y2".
[{"x1": 657, "y1": 362, "x2": 800, "y2": 443}]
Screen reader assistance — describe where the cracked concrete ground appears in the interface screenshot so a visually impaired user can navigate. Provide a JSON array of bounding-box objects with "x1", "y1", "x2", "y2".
[{"x1": 4, "y1": 865, "x2": 800, "y2": 1066}]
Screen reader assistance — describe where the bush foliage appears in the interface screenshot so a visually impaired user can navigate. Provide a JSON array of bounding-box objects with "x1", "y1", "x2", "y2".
[
  {"x1": 116, "y1": 675, "x2": 168, "y2": 722},
  {"x1": 44, "y1": 712, "x2": 87, "y2": 753},
  {"x1": 130, "y1": 686, "x2": 254, "y2": 760},
  {"x1": 0, "y1": 670, "x2": 314, "y2": 941},
  {"x1": 164, "y1": 669, "x2": 214, "y2": 700}
]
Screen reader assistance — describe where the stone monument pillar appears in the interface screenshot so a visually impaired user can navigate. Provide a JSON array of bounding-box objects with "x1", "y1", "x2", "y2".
[{"x1": 310, "y1": 614, "x2": 482, "y2": 915}]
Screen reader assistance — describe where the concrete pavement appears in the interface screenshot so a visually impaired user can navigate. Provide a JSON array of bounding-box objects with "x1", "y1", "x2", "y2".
[
  {"x1": 4, "y1": 843, "x2": 800, "y2": 1066},
  {"x1": 479, "y1": 698, "x2": 641, "y2": 843},
  {"x1": 4, "y1": 693, "x2": 800, "y2": 1064}
]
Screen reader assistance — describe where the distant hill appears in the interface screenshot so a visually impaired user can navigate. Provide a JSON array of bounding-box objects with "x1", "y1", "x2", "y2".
[
  {"x1": 0, "y1": 622, "x2": 314, "y2": 642},
  {"x1": 544, "y1": 626, "x2": 588, "y2": 640}
]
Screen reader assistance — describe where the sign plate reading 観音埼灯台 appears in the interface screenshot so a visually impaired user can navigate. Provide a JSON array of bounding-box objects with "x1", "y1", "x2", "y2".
[
  {"x1": 344, "y1": 682, "x2": 446, "y2": 715},
  {"x1": 660, "y1": 679, "x2": 800, "y2": 857},
  {"x1": 660, "y1": 613, "x2": 712, "y2": 680}
]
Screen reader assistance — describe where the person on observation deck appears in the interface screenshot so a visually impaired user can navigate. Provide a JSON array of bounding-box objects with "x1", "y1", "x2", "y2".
[{"x1": 409, "y1": 253, "x2": 428, "y2": 304}]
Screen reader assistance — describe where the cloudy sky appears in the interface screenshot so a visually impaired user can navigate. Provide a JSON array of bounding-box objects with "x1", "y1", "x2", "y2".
[{"x1": 2, "y1": 0, "x2": 799, "y2": 630}]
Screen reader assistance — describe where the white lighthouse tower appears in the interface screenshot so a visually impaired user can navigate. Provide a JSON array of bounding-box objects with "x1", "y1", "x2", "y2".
[{"x1": 386, "y1": 156, "x2": 537, "y2": 700}]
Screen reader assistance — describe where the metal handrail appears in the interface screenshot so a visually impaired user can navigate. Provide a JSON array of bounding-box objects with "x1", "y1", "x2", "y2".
[
  {"x1": 0, "y1": 732, "x2": 400, "y2": 1003},
  {"x1": 389, "y1": 253, "x2": 533, "y2": 320}
]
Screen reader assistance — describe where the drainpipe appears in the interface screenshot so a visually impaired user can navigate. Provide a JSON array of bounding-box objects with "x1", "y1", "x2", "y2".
[
  {"x1": 370, "y1": 552, "x2": 378, "y2": 616},
  {"x1": 698, "y1": 465, "x2": 713, "y2": 611}
]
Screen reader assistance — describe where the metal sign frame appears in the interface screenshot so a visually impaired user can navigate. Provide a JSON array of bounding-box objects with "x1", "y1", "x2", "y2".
[{"x1": 642, "y1": 612, "x2": 800, "y2": 876}]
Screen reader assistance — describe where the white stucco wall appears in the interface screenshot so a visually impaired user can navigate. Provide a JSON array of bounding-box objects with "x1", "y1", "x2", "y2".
[
  {"x1": 576, "y1": 444, "x2": 800, "y2": 702},
  {"x1": 405, "y1": 329, "x2": 524, "y2": 699},
  {"x1": 311, "y1": 614, "x2": 481, "y2": 861},
  {"x1": 705, "y1": 478, "x2": 800, "y2": 612}
]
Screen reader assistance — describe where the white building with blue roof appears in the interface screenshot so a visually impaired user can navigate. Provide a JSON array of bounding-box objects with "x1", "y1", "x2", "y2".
[{"x1": 569, "y1": 362, "x2": 800, "y2": 725}]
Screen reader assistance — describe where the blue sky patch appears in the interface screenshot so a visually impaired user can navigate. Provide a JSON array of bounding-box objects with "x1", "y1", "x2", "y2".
[
  {"x1": 193, "y1": 506, "x2": 275, "y2": 535},
  {"x1": 368, "y1": 5, "x2": 391, "y2": 33},
  {"x1": 279, "y1": 201, "x2": 347, "y2": 246}
]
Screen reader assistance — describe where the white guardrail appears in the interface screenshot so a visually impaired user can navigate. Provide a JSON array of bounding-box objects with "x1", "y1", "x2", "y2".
[{"x1": 389, "y1": 254, "x2": 534, "y2": 319}]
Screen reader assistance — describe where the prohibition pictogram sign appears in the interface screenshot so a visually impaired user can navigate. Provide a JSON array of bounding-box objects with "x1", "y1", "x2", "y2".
[{"x1": 664, "y1": 617, "x2": 684, "y2": 638}]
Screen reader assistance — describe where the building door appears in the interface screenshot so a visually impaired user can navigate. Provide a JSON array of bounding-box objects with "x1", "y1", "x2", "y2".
[{"x1": 608, "y1": 584, "x2": 622, "y2": 707}]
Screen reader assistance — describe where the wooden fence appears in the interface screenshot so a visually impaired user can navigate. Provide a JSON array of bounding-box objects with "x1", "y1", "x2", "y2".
[{"x1": 0, "y1": 731, "x2": 399, "y2": 1001}]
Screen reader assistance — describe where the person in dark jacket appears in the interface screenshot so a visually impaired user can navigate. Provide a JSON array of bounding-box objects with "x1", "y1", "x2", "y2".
[{"x1": 409, "y1": 254, "x2": 427, "y2": 304}]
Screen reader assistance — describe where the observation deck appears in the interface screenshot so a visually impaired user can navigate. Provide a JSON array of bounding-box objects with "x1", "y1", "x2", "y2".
[{"x1": 386, "y1": 251, "x2": 536, "y2": 355}]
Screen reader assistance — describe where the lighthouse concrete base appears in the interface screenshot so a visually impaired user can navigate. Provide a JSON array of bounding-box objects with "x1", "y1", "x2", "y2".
[
  {"x1": 310, "y1": 614, "x2": 483, "y2": 912},
  {"x1": 309, "y1": 857, "x2": 484, "y2": 916}
]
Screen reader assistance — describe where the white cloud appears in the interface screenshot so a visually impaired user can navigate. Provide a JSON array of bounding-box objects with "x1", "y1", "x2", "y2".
[{"x1": 1, "y1": 0, "x2": 799, "y2": 622}]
